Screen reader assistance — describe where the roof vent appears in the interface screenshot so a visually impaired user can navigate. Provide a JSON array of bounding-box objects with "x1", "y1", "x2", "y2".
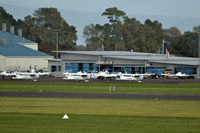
[
  {"x1": 2, "y1": 23, "x2": 6, "y2": 32},
  {"x1": 18, "y1": 29, "x2": 22, "y2": 37},
  {"x1": 10, "y1": 26, "x2": 14, "y2": 34}
]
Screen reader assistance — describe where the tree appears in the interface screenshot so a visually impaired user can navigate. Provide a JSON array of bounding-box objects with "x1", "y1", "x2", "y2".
[
  {"x1": 102, "y1": 7, "x2": 126, "y2": 50},
  {"x1": 164, "y1": 27, "x2": 181, "y2": 38},
  {"x1": 0, "y1": 7, "x2": 17, "y2": 26},
  {"x1": 120, "y1": 17, "x2": 145, "y2": 51},
  {"x1": 171, "y1": 32, "x2": 198, "y2": 57},
  {"x1": 83, "y1": 24, "x2": 104, "y2": 50},
  {"x1": 193, "y1": 25, "x2": 200, "y2": 33},
  {"x1": 144, "y1": 19, "x2": 164, "y2": 52},
  {"x1": 102, "y1": 7, "x2": 126, "y2": 24},
  {"x1": 0, "y1": 6, "x2": 26, "y2": 34},
  {"x1": 24, "y1": 8, "x2": 77, "y2": 56}
]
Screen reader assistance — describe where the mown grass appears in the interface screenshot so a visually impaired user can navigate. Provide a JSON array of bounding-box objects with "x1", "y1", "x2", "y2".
[
  {"x1": 0, "y1": 81, "x2": 200, "y2": 94},
  {"x1": 1, "y1": 97, "x2": 200, "y2": 117},
  {"x1": 0, "y1": 97, "x2": 200, "y2": 133},
  {"x1": 1, "y1": 113, "x2": 200, "y2": 133}
]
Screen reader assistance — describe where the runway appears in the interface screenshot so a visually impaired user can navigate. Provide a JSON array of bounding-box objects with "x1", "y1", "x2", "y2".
[{"x1": 0, "y1": 91, "x2": 200, "y2": 100}]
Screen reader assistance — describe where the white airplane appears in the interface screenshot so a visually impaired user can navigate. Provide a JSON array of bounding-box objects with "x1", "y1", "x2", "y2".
[
  {"x1": 161, "y1": 72, "x2": 191, "y2": 79},
  {"x1": 116, "y1": 73, "x2": 144, "y2": 81},
  {"x1": 97, "y1": 70, "x2": 117, "y2": 80},
  {"x1": 0, "y1": 69, "x2": 41, "y2": 81},
  {"x1": 38, "y1": 72, "x2": 50, "y2": 76},
  {"x1": 0, "y1": 71, "x2": 18, "y2": 77},
  {"x1": 63, "y1": 71, "x2": 90, "y2": 81},
  {"x1": 12, "y1": 72, "x2": 40, "y2": 81},
  {"x1": 89, "y1": 71, "x2": 98, "y2": 79}
]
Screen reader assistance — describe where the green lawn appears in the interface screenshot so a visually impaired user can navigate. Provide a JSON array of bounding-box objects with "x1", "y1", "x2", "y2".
[
  {"x1": 0, "y1": 82, "x2": 200, "y2": 132},
  {"x1": 1, "y1": 113, "x2": 200, "y2": 133},
  {"x1": 0, "y1": 81, "x2": 200, "y2": 94},
  {"x1": 0, "y1": 97, "x2": 200, "y2": 133}
]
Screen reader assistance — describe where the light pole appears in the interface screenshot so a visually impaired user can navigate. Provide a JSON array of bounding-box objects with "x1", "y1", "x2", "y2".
[{"x1": 53, "y1": 30, "x2": 61, "y2": 59}]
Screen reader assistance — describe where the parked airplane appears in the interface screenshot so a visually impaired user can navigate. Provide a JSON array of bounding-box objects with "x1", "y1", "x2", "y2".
[
  {"x1": 0, "y1": 71, "x2": 17, "y2": 77},
  {"x1": 0, "y1": 69, "x2": 40, "y2": 81},
  {"x1": 116, "y1": 73, "x2": 144, "y2": 81},
  {"x1": 161, "y1": 72, "x2": 191, "y2": 79},
  {"x1": 0, "y1": 71, "x2": 19, "y2": 79},
  {"x1": 12, "y1": 72, "x2": 40, "y2": 81},
  {"x1": 12, "y1": 69, "x2": 40, "y2": 81},
  {"x1": 97, "y1": 70, "x2": 117, "y2": 80},
  {"x1": 38, "y1": 71, "x2": 50, "y2": 76},
  {"x1": 63, "y1": 71, "x2": 90, "y2": 81}
]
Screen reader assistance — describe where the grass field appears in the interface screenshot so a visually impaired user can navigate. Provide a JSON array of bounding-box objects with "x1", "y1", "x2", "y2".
[
  {"x1": 0, "y1": 81, "x2": 200, "y2": 132},
  {"x1": 0, "y1": 97, "x2": 200, "y2": 133},
  {"x1": 0, "y1": 81, "x2": 200, "y2": 94}
]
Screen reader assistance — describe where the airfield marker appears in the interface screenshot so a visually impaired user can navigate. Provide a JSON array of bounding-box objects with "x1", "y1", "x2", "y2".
[{"x1": 63, "y1": 114, "x2": 69, "y2": 119}]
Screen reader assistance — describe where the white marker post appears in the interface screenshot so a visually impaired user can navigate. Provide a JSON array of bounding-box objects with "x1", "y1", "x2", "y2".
[{"x1": 63, "y1": 114, "x2": 69, "y2": 119}]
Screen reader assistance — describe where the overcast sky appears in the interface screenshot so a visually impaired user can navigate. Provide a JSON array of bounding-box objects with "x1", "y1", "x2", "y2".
[{"x1": 1, "y1": 0, "x2": 200, "y2": 17}]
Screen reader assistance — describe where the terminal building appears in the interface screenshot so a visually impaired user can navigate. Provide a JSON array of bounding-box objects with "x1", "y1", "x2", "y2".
[
  {"x1": 49, "y1": 51, "x2": 200, "y2": 77},
  {"x1": 0, "y1": 24, "x2": 53, "y2": 71}
]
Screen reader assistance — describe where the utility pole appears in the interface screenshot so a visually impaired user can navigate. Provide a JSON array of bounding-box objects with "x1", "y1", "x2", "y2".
[{"x1": 53, "y1": 30, "x2": 61, "y2": 59}]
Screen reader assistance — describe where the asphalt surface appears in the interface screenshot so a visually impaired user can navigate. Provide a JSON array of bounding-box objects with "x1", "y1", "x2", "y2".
[
  {"x1": 40, "y1": 77, "x2": 200, "y2": 84},
  {"x1": 1, "y1": 77, "x2": 200, "y2": 84},
  {"x1": 1, "y1": 91, "x2": 200, "y2": 100}
]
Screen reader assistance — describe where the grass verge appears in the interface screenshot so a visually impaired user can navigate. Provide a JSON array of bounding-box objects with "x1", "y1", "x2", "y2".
[
  {"x1": 0, "y1": 82, "x2": 200, "y2": 94},
  {"x1": 0, "y1": 97, "x2": 200, "y2": 133}
]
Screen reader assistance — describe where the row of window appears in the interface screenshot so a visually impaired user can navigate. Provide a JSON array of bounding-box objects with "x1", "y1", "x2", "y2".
[
  {"x1": 62, "y1": 63, "x2": 196, "y2": 75},
  {"x1": 51, "y1": 65, "x2": 61, "y2": 72},
  {"x1": 65, "y1": 63, "x2": 97, "y2": 73}
]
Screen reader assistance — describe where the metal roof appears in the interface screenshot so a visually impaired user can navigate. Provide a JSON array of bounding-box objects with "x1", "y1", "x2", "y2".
[
  {"x1": 104, "y1": 55, "x2": 199, "y2": 66},
  {"x1": 57, "y1": 51, "x2": 164, "y2": 56},
  {"x1": 0, "y1": 31, "x2": 52, "y2": 57},
  {"x1": 58, "y1": 51, "x2": 199, "y2": 66}
]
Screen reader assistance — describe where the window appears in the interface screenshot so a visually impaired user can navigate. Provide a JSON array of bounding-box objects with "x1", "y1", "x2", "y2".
[
  {"x1": 58, "y1": 66, "x2": 61, "y2": 71},
  {"x1": 51, "y1": 66, "x2": 57, "y2": 72}
]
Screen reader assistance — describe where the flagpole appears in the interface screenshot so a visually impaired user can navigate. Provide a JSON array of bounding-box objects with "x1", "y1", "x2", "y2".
[{"x1": 162, "y1": 40, "x2": 165, "y2": 54}]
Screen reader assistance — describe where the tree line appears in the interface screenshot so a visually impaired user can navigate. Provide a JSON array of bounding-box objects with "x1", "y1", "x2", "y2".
[{"x1": 0, "y1": 6, "x2": 199, "y2": 57}]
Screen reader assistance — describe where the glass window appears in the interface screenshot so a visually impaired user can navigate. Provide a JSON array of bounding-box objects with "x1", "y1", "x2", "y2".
[
  {"x1": 51, "y1": 66, "x2": 57, "y2": 72},
  {"x1": 58, "y1": 66, "x2": 61, "y2": 71}
]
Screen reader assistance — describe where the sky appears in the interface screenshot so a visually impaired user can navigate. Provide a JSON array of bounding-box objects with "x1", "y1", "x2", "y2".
[{"x1": 1, "y1": 0, "x2": 200, "y2": 18}]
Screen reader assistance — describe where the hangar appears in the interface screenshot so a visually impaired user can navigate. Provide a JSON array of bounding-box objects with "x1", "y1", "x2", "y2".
[
  {"x1": 0, "y1": 24, "x2": 53, "y2": 71},
  {"x1": 49, "y1": 51, "x2": 200, "y2": 77}
]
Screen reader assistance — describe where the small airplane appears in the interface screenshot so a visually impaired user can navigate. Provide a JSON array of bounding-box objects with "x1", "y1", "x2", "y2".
[
  {"x1": 0, "y1": 71, "x2": 19, "y2": 79},
  {"x1": 12, "y1": 72, "x2": 40, "y2": 81},
  {"x1": 12, "y1": 69, "x2": 40, "y2": 81},
  {"x1": 116, "y1": 73, "x2": 144, "y2": 81},
  {"x1": 38, "y1": 71, "x2": 50, "y2": 76},
  {"x1": 161, "y1": 72, "x2": 191, "y2": 79},
  {"x1": 63, "y1": 71, "x2": 90, "y2": 81},
  {"x1": 0, "y1": 71, "x2": 18, "y2": 77},
  {"x1": 97, "y1": 70, "x2": 117, "y2": 80}
]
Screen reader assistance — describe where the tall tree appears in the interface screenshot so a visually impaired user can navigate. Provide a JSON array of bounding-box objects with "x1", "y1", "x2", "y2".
[
  {"x1": 144, "y1": 19, "x2": 164, "y2": 52},
  {"x1": 102, "y1": 7, "x2": 126, "y2": 50},
  {"x1": 24, "y1": 8, "x2": 77, "y2": 56},
  {"x1": 120, "y1": 17, "x2": 145, "y2": 51},
  {"x1": 83, "y1": 24, "x2": 104, "y2": 50},
  {"x1": 102, "y1": 7, "x2": 126, "y2": 24}
]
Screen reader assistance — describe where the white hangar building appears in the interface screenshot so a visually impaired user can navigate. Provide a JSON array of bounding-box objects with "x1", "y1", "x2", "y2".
[
  {"x1": 0, "y1": 24, "x2": 53, "y2": 71},
  {"x1": 49, "y1": 51, "x2": 200, "y2": 77}
]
